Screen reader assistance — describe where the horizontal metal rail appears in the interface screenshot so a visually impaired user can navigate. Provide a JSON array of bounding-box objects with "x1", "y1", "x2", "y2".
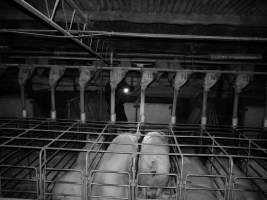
[
  {"x1": 1, "y1": 28, "x2": 267, "y2": 42},
  {"x1": 2, "y1": 63, "x2": 267, "y2": 75}
]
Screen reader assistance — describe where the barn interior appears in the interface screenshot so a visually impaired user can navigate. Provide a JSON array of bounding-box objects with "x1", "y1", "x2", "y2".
[{"x1": 0, "y1": 0, "x2": 267, "y2": 200}]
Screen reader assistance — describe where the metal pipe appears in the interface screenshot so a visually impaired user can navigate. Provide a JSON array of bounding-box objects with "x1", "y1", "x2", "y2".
[
  {"x1": 3, "y1": 28, "x2": 267, "y2": 42},
  {"x1": 264, "y1": 82, "x2": 267, "y2": 128},
  {"x1": 8, "y1": 55, "x2": 267, "y2": 66},
  {"x1": 232, "y1": 88, "x2": 239, "y2": 128},
  {"x1": 80, "y1": 87, "x2": 86, "y2": 123},
  {"x1": 4, "y1": 63, "x2": 267, "y2": 75},
  {"x1": 20, "y1": 84, "x2": 27, "y2": 118},
  {"x1": 110, "y1": 87, "x2": 116, "y2": 123},
  {"x1": 50, "y1": 86, "x2": 56, "y2": 120},
  {"x1": 140, "y1": 88, "x2": 145, "y2": 123},
  {"x1": 171, "y1": 88, "x2": 179, "y2": 125},
  {"x1": 50, "y1": 0, "x2": 60, "y2": 20},
  {"x1": 4, "y1": 49, "x2": 263, "y2": 61},
  {"x1": 201, "y1": 89, "x2": 208, "y2": 128},
  {"x1": 12, "y1": 0, "x2": 109, "y2": 65}
]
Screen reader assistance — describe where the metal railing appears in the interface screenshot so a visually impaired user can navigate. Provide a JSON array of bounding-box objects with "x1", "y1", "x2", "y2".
[{"x1": 0, "y1": 118, "x2": 266, "y2": 200}]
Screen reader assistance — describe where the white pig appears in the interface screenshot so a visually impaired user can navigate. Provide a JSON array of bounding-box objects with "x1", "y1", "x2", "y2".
[
  {"x1": 52, "y1": 141, "x2": 101, "y2": 200},
  {"x1": 91, "y1": 133, "x2": 138, "y2": 200},
  {"x1": 138, "y1": 131, "x2": 170, "y2": 199}
]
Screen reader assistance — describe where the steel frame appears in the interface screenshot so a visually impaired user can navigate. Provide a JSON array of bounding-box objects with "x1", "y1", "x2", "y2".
[
  {"x1": 12, "y1": 0, "x2": 111, "y2": 65},
  {"x1": 0, "y1": 118, "x2": 267, "y2": 200},
  {"x1": 2, "y1": 63, "x2": 267, "y2": 75}
]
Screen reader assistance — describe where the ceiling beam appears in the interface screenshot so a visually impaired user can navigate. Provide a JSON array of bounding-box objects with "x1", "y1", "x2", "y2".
[
  {"x1": 2, "y1": 63, "x2": 267, "y2": 75},
  {"x1": 86, "y1": 11, "x2": 267, "y2": 27},
  {"x1": 2, "y1": 29, "x2": 267, "y2": 42},
  {"x1": 11, "y1": 0, "x2": 111, "y2": 65}
]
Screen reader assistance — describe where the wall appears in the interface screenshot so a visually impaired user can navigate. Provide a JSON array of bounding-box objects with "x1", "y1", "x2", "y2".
[
  {"x1": 0, "y1": 96, "x2": 34, "y2": 118},
  {"x1": 124, "y1": 103, "x2": 171, "y2": 123},
  {"x1": 243, "y1": 106, "x2": 264, "y2": 127}
]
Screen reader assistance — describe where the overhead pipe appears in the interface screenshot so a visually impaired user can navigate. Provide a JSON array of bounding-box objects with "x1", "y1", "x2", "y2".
[
  {"x1": 232, "y1": 73, "x2": 250, "y2": 128},
  {"x1": 49, "y1": 67, "x2": 65, "y2": 120},
  {"x1": 171, "y1": 71, "x2": 190, "y2": 125},
  {"x1": 109, "y1": 67, "x2": 127, "y2": 123},
  {"x1": 79, "y1": 68, "x2": 92, "y2": 123},
  {"x1": 201, "y1": 73, "x2": 220, "y2": 128},
  {"x1": 3, "y1": 28, "x2": 267, "y2": 42},
  {"x1": 140, "y1": 70, "x2": 154, "y2": 123},
  {"x1": 18, "y1": 67, "x2": 34, "y2": 118},
  {"x1": 8, "y1": 55, "x2": 267, "y2": 66},
  {"x1": 3, "y1": 63, "x2": 267, "y2": 76}
]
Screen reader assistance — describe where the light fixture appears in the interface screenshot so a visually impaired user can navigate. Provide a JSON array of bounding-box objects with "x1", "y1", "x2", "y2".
[{"x1": 123, "y1": 87, "x2": 130, "y2": 94}]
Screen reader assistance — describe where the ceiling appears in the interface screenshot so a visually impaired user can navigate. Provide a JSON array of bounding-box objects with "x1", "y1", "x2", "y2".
[
  {"x1": 0, "y1": 0, "x2": 267, "y2": 100},
  {"x1": 0, "y1": 0, "x2": 267, "y2": 69}
]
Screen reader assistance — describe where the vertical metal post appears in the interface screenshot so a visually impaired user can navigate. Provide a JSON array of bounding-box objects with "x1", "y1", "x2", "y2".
[
  {"x1": 50, "y1": 86, "x2": 56, "y2": 120},
  {"x1": 18, "y1": 67, "x2": 34, "y2": 119},
  {"x1": 232, "y1": 74, "x2": 250, "y2": 128},
  {"x1": 232, "y1": 88, "x2": 239, "y2": 128},
  {"x1": 80, "y1": 87, "x2": 85, "y2": 122},
  {"x1": 79, "y1": 68, "x2": 91, "y2": 123},
  {"x1": 201, "y1": 89, "x2": 208, "y2": 128},
  {"x1": 171, "y1": 88, "x2": 179, "y2": 124},
  {"x1": 110, "y1": 69, "x2": 127, "y2": 123},
  {"x1": 110, "y1": 87, "x2": 116, "y2": 122},
  {"x1": 20, "y1": 84, "x2": 27, "y2": 118},
  {"x1": 140, "y1": 70, "x2": 153, "y2": 123},
  {"x1": 201, "y1": 73, "x2": 220, "y2": 128},
  {"x1": 140, "y1": 88, "x2": 145, "y2": 123},
  {"x1": 264, "y1": 82, "x2": 267, "y2": 128},
  {"x1": 171, "y1": 71, "x2": 190, "y2": 125},
  {"x1": 49, "y1": 67, "x2": 65, "y2": 120},
  {"x1": 20, "y1": 85, "x2": 27, "y2": 119}
]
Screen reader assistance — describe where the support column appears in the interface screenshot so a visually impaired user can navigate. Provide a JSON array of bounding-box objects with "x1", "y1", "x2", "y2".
[
  {"x1": 264, "y1": 82, "x2": 267, "y2": 128},
  {"x1": 201, "y1": 73, "x2": 220, "y2": 129},
  {"x1": 18, "y1": 67, "x2": 34, "y2": 119},
  {"x1": 109, "y1": 68, "x2": 127, "y2": 123},
  {"x1": 140, "y1": 70, "x2": 154, "y2": 123},
  {"x1": 49, "y1": 67, "x2": 65, "y2": 120},
  {"x1": 171, "y1": 71, "x2": 190, "y2": 125},
  {"x1": 79, "y1": 68, "x2": 92, "y2": 123},
  {"x1": 232, "y1": 73, "x2": 250, "y2": 128}
]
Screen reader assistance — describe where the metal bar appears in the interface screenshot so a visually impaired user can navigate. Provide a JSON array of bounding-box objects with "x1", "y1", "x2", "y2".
[
  {"x1": 50, "y1": 86, "x2": 56, "y2": 120},
  {"x1": 8, "y1": 55, "x2": 267, "y2": 66},
  {"x1": 171, "y1": 88, "x2": 179, "y2": 125},
  {"x1": 140, "y1": 88, "x2": 145, "y2": 123},
  {"x1": 2, "y1": 28, "x2": 267, "y2": 42},
  {"x1": 264, "y1": 82, "x2": 267, "y2": 128},
  {"x1": 69, "y1": 9, "x2": 76, "y2": 30},
  {"x1": 3, "y1": 63, "x2": 267, "y2": 75},
  {"x1": 61, "y1": 0, "x2": 68, "y2": 29},
  {"x1": 201, "y1": 89, "x2": 208, "y2": 128},
  {"x1": 20, "y1": 84, "x2": 27, "y2": 118},
  {"x1": 44, "y1": 0, "x2": 50, "y2": 17},
  {"x1": 11, "y1": 0, "x2": 110, "y2": 65},
  {"x1": 232, "y1": 88, "x2": 239, "y2": 128},
  {"x1": 80, "y1": 87, "x2": 85, "y2": 123},
  {"x1": 2, "y1": 48, "x2": 263, "y2": 61},
  {"x1": 1, "y1": 121, "x2": 46, "y2": 146},
  {"x1": 110, "y1": 87, "x2": 116, "y2": 122},
  {"x1": 50, "y1": 0, "x2": 60, "y2": 20}
]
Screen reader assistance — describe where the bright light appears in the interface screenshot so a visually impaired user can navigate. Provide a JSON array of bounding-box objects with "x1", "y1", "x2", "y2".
[{"x1": 123, "y1": 87, "x2": 130, "y2": 94}]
